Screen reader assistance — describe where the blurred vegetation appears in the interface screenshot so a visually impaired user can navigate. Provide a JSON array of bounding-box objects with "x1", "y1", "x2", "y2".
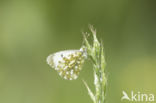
[{"x1": 0, "y1": 0, "x2": 156, "y2": 103}]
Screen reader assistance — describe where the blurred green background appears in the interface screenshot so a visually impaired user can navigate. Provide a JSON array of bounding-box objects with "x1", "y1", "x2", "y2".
[{"x1": 0, "y1": 0, "x2": 156, "y2": 103}]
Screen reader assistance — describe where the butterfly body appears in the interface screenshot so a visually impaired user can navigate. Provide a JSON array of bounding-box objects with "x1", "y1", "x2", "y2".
[{"x1": 47, "y1": 47, "x2": 87, "y2": 80}]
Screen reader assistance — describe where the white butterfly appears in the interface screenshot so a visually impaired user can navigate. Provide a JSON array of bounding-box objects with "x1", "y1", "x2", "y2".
[{"x1": 47, "y1": 47, "x2": 87, "y2": 80}]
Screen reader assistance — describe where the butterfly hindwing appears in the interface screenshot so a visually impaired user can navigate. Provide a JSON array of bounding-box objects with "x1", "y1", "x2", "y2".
[{"x1": 47, "y1": 49, "x2": 86, "y2": 80}]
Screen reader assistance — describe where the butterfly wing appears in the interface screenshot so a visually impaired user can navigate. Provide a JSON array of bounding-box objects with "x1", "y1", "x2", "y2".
[{"x1": 47, "y1": 50, "x2": 85, "y2": 80}]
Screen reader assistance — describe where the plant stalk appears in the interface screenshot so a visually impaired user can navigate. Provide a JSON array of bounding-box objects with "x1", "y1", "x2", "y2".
[{"x1": 83, "y1": 25, "x2": 107, "y2": 103}]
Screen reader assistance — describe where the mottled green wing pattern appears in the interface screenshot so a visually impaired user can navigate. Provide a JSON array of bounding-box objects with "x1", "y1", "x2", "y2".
[{"x1": 47, "y1": 48, "x2": 86, "y2": 80}]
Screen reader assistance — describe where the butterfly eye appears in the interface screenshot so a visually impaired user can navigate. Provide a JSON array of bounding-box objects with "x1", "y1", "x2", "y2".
[
  {"x1": 47, "y1": 47, "x2": 87, "y2": 80},
  {"x1": 61, "y1": 54, "x2": 64, "y2": 57}
]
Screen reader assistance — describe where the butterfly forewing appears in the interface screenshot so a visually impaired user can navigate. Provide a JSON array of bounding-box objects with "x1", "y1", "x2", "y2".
[{"x1": 47, "y1": 49, "x2": 86, "y2": 80}]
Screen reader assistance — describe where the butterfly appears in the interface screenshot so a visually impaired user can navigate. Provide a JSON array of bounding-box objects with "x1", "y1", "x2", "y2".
[{"x1": 47, "y1": 47, "x2": 87, "y2": 80}]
